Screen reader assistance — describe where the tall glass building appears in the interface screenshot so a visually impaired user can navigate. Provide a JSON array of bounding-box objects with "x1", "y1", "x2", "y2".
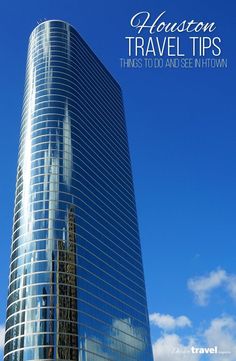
[{"x1": 4, "y1": 20, "x2": 153, "y2": 361}]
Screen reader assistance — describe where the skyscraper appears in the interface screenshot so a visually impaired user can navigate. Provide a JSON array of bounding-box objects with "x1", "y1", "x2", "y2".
[{"x1": 4, "y1": 20, "x2": 153, "y2": 361}]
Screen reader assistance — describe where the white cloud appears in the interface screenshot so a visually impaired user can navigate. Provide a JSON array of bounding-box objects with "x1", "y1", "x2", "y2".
[
  {"x1": 153, "y1": 333, "x2": 200, "y2": 361},
  {"x1": 0, "y1": 325, "x2": 5, "y2": 350},
  {"x1": 204, "y1": 316, "x2": 236, "y2": 360},
  {"x1": 152, "y1": 269, "x2": 236, "y2": 360},
  {"x1": 188, "y1": 268, "x2": 236, "y2": 306},
  {"x1": 188, "y1": 269, "x2": 227, "y2": 305},
  {"x1": 150, "y1": 313, "x2": 191, "y2": 330},
  {"x1": 150, "y1": 313, "x2": 197, "y2": 360},
  {"x1": 151, "y1": 314, "x2": 236, "y2": 361}
]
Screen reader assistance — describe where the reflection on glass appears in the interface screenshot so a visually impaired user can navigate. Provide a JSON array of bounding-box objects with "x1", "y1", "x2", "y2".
[{"x1": 56, "y1": 206, "x2": 78, "y2": 360}]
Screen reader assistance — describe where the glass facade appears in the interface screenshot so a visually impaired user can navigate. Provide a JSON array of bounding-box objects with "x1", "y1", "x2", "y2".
[{"x1": 4, "y1": 20, "x2": 153, "y2": 361}]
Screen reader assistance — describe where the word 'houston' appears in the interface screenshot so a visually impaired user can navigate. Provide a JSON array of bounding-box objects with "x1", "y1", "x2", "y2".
[{"x1": 131, "y1": 11, "x2": 216, "y2": 34}]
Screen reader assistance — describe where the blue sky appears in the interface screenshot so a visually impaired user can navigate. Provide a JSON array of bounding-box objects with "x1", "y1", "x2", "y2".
[{"x1": 0, "y1": 1, "x2": 236, "y2": 360}]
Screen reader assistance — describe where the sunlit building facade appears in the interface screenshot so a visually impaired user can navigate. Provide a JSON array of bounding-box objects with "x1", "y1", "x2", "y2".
[{"x1": 4, "y1": 20, "x2": 153, "y2": 361}]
